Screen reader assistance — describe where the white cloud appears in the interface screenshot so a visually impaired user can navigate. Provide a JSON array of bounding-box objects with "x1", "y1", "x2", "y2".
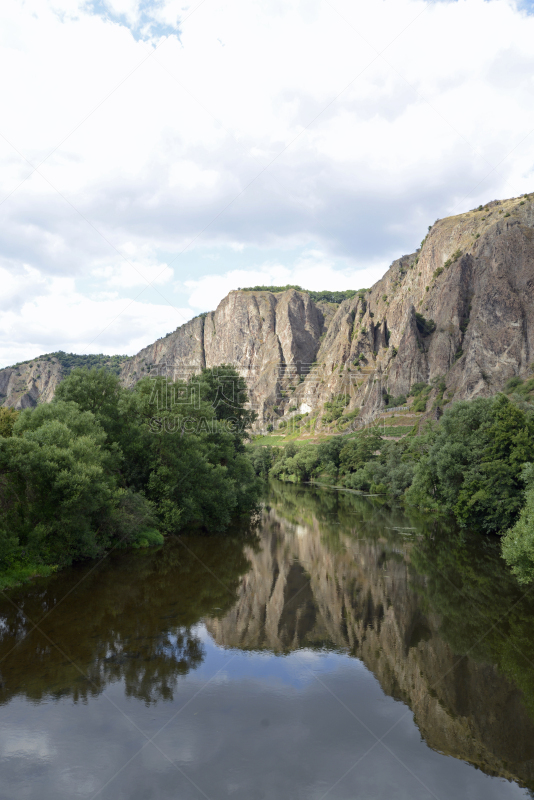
[
  {"x1": 91, "y1": 245, "x2": 173, "y2": 287},
  {"x1": 1, "y1": 0, "x2": 534, "y2": 361},
  {"x1": 0, "y1": 276, "x2": 190, "y2": 367}
]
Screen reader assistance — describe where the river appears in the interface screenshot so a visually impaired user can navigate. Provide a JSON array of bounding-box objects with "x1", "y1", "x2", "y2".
[{"x1": 1, "y1": 481, "x2": 534, "y2": 799}]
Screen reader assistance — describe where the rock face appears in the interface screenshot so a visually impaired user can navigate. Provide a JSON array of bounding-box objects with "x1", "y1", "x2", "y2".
[
  {"x1": 0, "y1": 358, "x2": 63, "y2": 410},
  {"x1": 120, "y1": 289, "x2": 335, "y2": 422},
  {"x1": 206, "y1": 494, "x2": 534, "y2": 790},
  {"x1": 2, "y1": 192, "x2": 533, "y2": 421}
]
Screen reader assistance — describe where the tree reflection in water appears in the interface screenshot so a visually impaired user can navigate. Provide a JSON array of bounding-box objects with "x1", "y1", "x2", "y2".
[
  {"x1": 3, "y1": 481, "x2": 534, "y2": 791},
  {"x1": 0, "y1": 533, "x2": 258, "y2": 705}
]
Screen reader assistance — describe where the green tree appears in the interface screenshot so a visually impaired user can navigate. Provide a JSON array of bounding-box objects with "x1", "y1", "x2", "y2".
[
  {"x1": 0, "y1": 407, "x2": 18, "y2": 437},
  {"x1": 197, "y1": 365, "x2": 257, "y2": 447},
  {"x1": 502, "y1": 463, "x2": 534, "y2": 584},
  {"x1": 406, "y1": 395, "x2": 534, "y2": 532},
  {"x1": 0, "y1": 402, "x2": 121, "y2": 566},
  {"x1": 55, "y1": 366, "x2": 123, "y2": 438}
]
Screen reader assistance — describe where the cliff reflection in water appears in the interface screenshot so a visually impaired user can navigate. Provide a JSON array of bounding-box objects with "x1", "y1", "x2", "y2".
[
  {"x1": 207, "y1": 481, "x2": 534, "y2": 790},
  {"x1": 2, "y1": 480, "x2": 534, "y2": 791}
]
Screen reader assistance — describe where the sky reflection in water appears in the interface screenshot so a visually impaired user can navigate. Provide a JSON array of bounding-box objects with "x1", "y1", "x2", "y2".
[{"x1": 0, "y1": 482, "x2": 532, "y2": 799}]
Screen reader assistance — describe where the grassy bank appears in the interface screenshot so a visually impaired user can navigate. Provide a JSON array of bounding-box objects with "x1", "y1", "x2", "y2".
[{"x1": 0, "y1": 561, "x2": 58, "y2": 592}]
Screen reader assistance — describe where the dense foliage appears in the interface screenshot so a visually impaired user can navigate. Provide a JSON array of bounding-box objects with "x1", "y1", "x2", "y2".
[
  {"x1": 501, "y1": 463, "x2": 534, "y2": 584},
  {"x1": 238, "y1": 285, "x2": 362, "y2": 304},
  {"x1": 0, "y1": 365, "x2": 260, "y2": 581},
  {"x1": 250, "y1": 393, "x2": 534, "y2": 580}
]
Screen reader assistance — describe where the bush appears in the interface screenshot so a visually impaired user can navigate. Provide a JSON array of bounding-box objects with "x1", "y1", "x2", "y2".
[
  {"x1": 385, "y1": 393, "x2": 406, "y2": 408},
  {"x1": 406, "y1": 395, "x2": 534, "y2": 533},
  {"x1": 0, "y1": 408, "x2": 18, "y2": 438},
  {"x1": 410, "y1": 381, "x2": 429, "y2": 396},
  {"x1": 415, "y1": 313, "x2": 436, "y2": 336},
  {"x1": 412, "y1": 398, "x2": 427, "y2": 412},
  {"x1": 506, "y1": 376, "x2": 524, "y2": 392}
]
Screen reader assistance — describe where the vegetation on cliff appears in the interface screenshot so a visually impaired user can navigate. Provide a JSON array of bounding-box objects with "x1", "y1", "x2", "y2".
[
  {"x1": 8, "y1": 350, "x2": 130, "y2": 374},
  {"x1": 238, "y1": 285, "x2": 362, "y2": 304},
  {"x1": 0, "y1": 365, "x2": 260, "y2": 588}
]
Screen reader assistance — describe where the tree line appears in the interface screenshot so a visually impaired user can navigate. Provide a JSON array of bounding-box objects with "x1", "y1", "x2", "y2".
[
  {"x1": 0, "y1": 365, "x2": 260, "y2": 586},
  {"x1": 238, "y1": 285, "x2": 361, "y2": 304}
]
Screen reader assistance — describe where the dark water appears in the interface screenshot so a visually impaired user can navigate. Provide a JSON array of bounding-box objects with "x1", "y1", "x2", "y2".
[{"x1": 1, "y1": 482, "x2": 534, "y2": 800}]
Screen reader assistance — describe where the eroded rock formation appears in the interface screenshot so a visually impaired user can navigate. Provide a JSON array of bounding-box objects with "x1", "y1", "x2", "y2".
[{"x1": 2, "y1": 193, "x2": 533, "y2": 422}]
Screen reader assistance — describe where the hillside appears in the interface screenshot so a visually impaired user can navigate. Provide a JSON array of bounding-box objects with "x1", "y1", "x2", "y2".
[
  {"x1": 1, "y1": 191, "x2": 533, "y2": 428},
  {"x1": 0, "y1": 352, "x2": 129, "y2": 410}
]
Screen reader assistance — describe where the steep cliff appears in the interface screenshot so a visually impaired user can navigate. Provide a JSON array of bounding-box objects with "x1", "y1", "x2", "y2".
[
  {"x1": 122, "y1": 191, "x2": 534, "y2": 428},
  {"x1": 2, "y1": 192, "x2": 533, "y2": 424}
]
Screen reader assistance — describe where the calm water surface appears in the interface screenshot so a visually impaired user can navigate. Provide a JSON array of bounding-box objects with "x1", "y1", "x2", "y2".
[{"x1": 1, "y1": 482, "x2": 534, "y2": 799}]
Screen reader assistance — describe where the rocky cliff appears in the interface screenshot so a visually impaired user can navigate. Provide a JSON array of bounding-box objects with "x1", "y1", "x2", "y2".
[
  {"x1": 121, "y1": 191, "x2": 534, "y2": 428},
  {"x1": 2, "y1": 192, "x2": 533, "y2": 425}
]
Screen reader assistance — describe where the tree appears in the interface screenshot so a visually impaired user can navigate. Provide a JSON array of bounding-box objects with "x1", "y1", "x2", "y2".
[
  {"x1": 502, "y1": 463, "x2": 534, "y2": 584},
  {"x1": 0, "y1": 407, "x2": 18, "y2": 438},
  {"x1": 0, "y1": 402, "x2": 121, "y2": 566},
  {"x1": 197, "y1": 365, "x2": 257, "y2": 447},
  {"x1": 55, "y1": 366, "x2": 123, "y2": 438},
  {"x1": 406, "y1": 395, "x2": 534, "y2": 532},
  {"x1": 0, "y1": 366, "x2": 261, "y2": 579}
]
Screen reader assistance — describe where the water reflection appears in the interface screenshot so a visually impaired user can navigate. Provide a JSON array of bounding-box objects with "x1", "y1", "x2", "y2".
[
  {"x1": 208, "y1": 482, "x2": 534, "y2": 790},
  {"x1": 0, "y1": 535, "x2": 256, "y2": 705},
  {"x1": 1, "y1": 481, "x2": 534, "y2": 795}
]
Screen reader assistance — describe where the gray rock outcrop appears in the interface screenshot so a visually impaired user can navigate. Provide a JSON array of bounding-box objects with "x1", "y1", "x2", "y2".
[{"x1": 1, "y1": 192, "x2": 533, "y2": 423}]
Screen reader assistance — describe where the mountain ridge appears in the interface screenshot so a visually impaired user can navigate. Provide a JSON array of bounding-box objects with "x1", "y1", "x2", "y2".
[{"x1": 2, "y1": 190, "x2": 533, "y2": 427}]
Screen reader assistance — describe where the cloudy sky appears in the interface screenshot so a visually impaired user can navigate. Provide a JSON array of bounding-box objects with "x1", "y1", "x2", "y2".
[{"x1": 1, "y1": 0, "x2": 534, "y2": 365}]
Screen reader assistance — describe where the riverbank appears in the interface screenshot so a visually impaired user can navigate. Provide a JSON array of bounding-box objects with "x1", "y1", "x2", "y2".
[
  {"x1": 249, "y1": 392, "x2": 534, "y2": 583},
  {"x1": 1, "y1": 481, "x2": 533, "y2": 797}
]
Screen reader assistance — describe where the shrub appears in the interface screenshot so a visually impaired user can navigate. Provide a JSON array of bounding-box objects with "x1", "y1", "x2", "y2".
[
  {"x1": 506, "y1": 376, "x2": 524, "y2": 392},
  {"x1": 410, "y1": 381, "x2": 429, "y2": 396},
  {"x1": 415, "y1": 313, "x2": 436, "y2": 336},
  {"x1": 385, "y1": 394, "x2": 407, "y2": 408},
  {"x1": 412, "y1": 398, "x2": 427, "y2": 412}
]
